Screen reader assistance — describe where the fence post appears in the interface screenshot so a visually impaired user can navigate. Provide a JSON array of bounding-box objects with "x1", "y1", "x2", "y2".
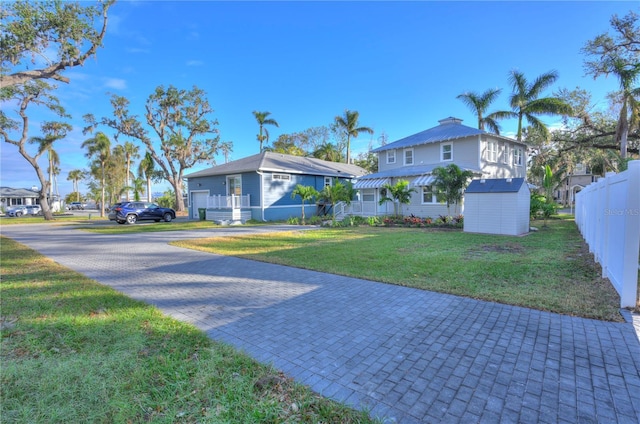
[{"x1": 620, "y1": 161, "x2": 640, "y2": 307}]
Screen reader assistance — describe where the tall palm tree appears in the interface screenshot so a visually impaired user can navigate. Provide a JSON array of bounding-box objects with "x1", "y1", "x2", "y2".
[
  {"x1": 334, "y1": 110, "x2": 373, "y2": 164},
  {"x1": 123, "y1": 141, "x2": 140, "y2": 200},
  {"x1": 456, "y1": 88, "x2": 509, "y2": 133},
  {"x1": 607, "y1": 58, "x2": 640, "y2": 159},
  {"x1": 67, "y1": 169, "x2": 85, "y2": 201},
  {"x1": 138, "y1": 151, "x2": 156, "y2": 202},
  {"x1": 82, "y1": 132, "x2": 111, "y2": 217},
  {"x1": 506, "y1": 70, "x2": 573, "y2": 141},
  {"x1": 252, "y1": 111, "x2": 279, "y2": 152}
]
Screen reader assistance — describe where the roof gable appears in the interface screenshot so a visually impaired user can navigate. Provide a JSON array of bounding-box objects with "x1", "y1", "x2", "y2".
[
  {"x1": 465, "y1": 178, "x2": 527, "y2": 193},
  {"x1": 185, "y1": 152, "x2": 368, "y2": 179}
]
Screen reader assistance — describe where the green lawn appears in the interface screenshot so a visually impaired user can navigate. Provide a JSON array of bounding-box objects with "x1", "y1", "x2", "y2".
[
  {"x1": 0, "y1": 237, "x2": 379, "y2": 423},
  {"x1": 172, "y1": 217, "x2": 624, "y2": 322}
]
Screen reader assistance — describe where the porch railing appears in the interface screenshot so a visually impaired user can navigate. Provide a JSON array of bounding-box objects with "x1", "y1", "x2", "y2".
[{"x1": 206, "y1": 194, "x2": 250, "y2": 209}]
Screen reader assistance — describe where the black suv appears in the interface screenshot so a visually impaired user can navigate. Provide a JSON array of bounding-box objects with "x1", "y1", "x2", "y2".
[{"x1": 108, "y1": 202, "x2": 176, "y2": 224}]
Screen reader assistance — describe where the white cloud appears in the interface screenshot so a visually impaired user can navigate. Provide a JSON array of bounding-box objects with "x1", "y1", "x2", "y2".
[
  {"x1": 186, "y1": 60, "x2": 204, "y2": 67},
  {"x1": 103, "y1": 78, "x2": 127, "y2": 90}
]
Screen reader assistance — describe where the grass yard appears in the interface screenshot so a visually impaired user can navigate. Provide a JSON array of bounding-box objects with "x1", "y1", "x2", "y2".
[
  {"x1": 172, "y1": 217, "x2": 624, "y2": 322},
  {"x1": 0, "y1": 237, "x2": 378, "y2": 423}
]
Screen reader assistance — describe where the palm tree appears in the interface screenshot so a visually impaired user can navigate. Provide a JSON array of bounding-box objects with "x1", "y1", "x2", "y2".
[
  {"x1": 219, "y1": 141, "x2": 233, "y2": 163},
  {"x1": 123, "y1": 141, "x2": 140, "y2": 200},
  {"x1": 506, "y1": 70, "x2": 573, "y2": 141},
  {"x1": 252, "y1": 111, "x2": 279, "y2": 152},
  {"x1": 607, "y1": 58, "x2": 640, "y2": 159},
  {"x1": 291, "y1": 184, "x2": 319, "y2": 224},
  {"x1": 138, "y1": 151, "x2": 156, "y2": 202},
  {"x1": 312, "y1": 141, "x2": 343, "y2": 162},
  {"x1": 456, "y1": 88, "x2": 509, "y2": 133},
  {"x1": 319, "y1": 180, "x2": 351, "y2": 223},
  {"x1": 82, "y1": 132, "x2": 111, "y2": 217},
  {"x1": 334, "y1": 110, "x2": 373, "y2": 164},
  {"x1": 431, "y1": 164, "x2": 474, "y2": 216},
  {"x1": 67, "y1": 169, "x2": 85, "y2": 202},
  {"x1": 378, "y1": 180, "x2": 416, "y2": 217}
]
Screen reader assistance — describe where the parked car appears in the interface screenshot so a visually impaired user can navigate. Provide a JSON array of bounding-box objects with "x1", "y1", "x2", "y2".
[
  {"x1": 7, "y1": 206, "x2": 28, "y2": 217},
  {"x1": 25, "y1": 205, "x2": 42, "y2": 215},
  {"x1": 108, "y1": 201, "x2": 176, "y2": 224},
  {"x1": 68, "y1": 202, "x2": 86, "y2": 210}
]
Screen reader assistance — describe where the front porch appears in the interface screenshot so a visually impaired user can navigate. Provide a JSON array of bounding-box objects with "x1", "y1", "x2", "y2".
[{"x1": 202, "y1": 194, "x2": 252, "y2": 223}]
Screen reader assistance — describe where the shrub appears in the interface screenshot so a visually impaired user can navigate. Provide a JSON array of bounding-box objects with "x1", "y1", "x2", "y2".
[{"x1": 287, "y1": 216, "x2": 300, "y2": 225}]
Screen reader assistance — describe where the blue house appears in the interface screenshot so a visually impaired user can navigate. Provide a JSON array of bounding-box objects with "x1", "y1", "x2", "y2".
[{"x1": 184, "y1": 152, "x2": 368, "y2": 222}]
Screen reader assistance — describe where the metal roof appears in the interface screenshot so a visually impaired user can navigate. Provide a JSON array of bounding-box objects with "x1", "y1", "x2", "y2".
[
  {"x1": 465, "y1": 178, "x2": 527, "y2": 193},
  {"x1": 355, "y1": 162, "x2": 481, "y2": 180},
  {"x1": 0, "y1": 187, "x2": 40, "y2": 198},
  {"x1": 373, "y1": 117, "x2": 521, "y2": 153},
  {"x1": 185, "y1": 152, "x2": 368, "y2": 179},
  {"x1": 353, "y1": 178, "x2": 390, "y2": 189}
]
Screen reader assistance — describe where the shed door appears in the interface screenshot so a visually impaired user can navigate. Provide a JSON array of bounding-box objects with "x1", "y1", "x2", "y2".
[{"x1": 192, "y1": 192, "x2": 208, "y2": 219}]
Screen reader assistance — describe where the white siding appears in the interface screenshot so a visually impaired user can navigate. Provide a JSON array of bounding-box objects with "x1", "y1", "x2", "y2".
[{"x1": 464, "y1": 185, "x2": 530, "y2": 236}]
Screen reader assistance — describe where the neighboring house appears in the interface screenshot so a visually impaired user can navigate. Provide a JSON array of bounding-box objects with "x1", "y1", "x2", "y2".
[
  {"x1": 555, "y1": 163, "x2": 596, "y2": 206},
  {"x1": 0, "y1": 187, "x2": 40, "y2": 211},
  {"x1": 184, "y1": 151, "x2": 368, "y2": 222},
  {"x1": 464, "y1": 178, "x2": 530, "y2": 236},
  {"x1": 350, "y1": 117, "x2": 528, "y2": 217}
]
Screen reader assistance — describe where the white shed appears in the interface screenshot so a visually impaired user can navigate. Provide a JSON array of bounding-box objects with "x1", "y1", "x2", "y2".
[{"x1": 464, "y1": 178, "x2": 530, "y2": 236}]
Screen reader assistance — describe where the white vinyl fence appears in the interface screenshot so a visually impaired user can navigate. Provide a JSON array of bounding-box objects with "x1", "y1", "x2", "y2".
[{"x1": 575, "y1": 160, "x2": 640, "y2": 308}]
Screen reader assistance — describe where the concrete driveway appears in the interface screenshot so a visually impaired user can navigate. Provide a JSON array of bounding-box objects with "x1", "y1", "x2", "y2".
[{"x1": 3, "y1": 223, "x2": 640, "y2": 423}]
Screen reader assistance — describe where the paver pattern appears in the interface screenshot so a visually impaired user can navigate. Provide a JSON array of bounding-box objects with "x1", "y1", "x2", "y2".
[{"x1": 3, "y1": 223, "x2": 640, "y2": 423}]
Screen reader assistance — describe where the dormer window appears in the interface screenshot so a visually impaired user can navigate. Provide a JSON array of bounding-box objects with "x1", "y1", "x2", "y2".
[
  {"x1": 387, "y1": 150, "x2": 396, "y2": 164},
  {"x1": 404, "y1": 148, "x2": 414, "y2": 165},
  {"x1": 441, "y1": 143, "x2": 452, "y2": 161}
]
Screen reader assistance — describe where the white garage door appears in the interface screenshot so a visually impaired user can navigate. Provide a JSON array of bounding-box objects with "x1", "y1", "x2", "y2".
[{"x1": 191, "y1": 191, "x2": 208, "y2": 219}]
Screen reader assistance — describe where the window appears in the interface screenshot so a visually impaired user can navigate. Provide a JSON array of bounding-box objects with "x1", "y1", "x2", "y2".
[
  {"x1": 513, "y1": 147, "x2": 523, "y2": 166},
  {"x1": 486, "y1": 141, "x2": 498, "y2": 162},
  {"x1": 422, "y1": 186, "x2": 436, "y2": 204},
  {"x1": 441, "y1": 143, "x2": 452, "y2": 161},
  {"x1": 227, "y1": 175, "x2": 242, "y2": 196},
  {"x1": 387, "y1": 150, "x2": 396, "y2": 164},
  {"x1": 362, "y1": 192, "x2": 375, "y2": 202},
  {"x1": 404, "y1": 148, "x2": 414, "y2": 165},
  {"x1": 272, "y1": 173, "x2": 291, "y2": 181},
  {"x1": 502, "y1": 144, "x2": 510, "y2": 164},
  {"x1": 324, "y1": 176, "x2": 333, "y2": 187}
]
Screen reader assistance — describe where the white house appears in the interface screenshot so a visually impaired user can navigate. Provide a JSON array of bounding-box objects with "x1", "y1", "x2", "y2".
[{"x1": 349, "y1": 117, "x2": 528, "y2": 218}]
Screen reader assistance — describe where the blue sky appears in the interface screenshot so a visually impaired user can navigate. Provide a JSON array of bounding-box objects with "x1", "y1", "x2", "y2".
[{"x1": 2, "y1": 1, "x2": 637, "y2": 196}]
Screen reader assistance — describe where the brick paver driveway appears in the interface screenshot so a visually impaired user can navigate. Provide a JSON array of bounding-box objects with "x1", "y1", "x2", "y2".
[{"x1": 3, "y1": 223, "x2": 640, "y2": 423}]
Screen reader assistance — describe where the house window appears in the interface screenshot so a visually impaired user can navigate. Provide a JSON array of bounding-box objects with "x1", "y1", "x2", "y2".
[
  {"x1": 502, "y1": 144, "x2": 510, "y2": 164},
  {"x1": 362, "y1": 193, "x2": 375, "y2": 202},
  {"x1": 387, "y1": 150, "x2": 396, "y2": 164},
  {"x1": 272, "y1": 173, "x2": 291, "y2": 181},
  {"x1": 324, "y1": 177, "x2": 333, "y2": 187},
  {"x1": 404, "y1": 148, "x2": 414, "y2": 165},
  {"x1": 441, "y1": 143, "x2": 452, "y2": 161},
  {"x1": 514, "y1": 147, "x2": 524, "y2": 166},
  {"x1": 227, "y1": 175, "x2": 242, "y2": 196},
  {"x1": 486, "y1": 141, "x2": 498, "y2": 162},
  {"x1": 422, "y1": 186, "x2": 436, "y2": 204}
]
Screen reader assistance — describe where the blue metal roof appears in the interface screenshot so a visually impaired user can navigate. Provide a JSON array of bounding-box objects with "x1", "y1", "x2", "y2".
[
  {"x1": 465, "y1": 178, "x2": 527, "y2": 193},
  {"x1": 373, "y1": 117, "x2": 516, "y2": 153},
  {"x1": 356, "y1": 162, "x2": 481, "y2": 180}
]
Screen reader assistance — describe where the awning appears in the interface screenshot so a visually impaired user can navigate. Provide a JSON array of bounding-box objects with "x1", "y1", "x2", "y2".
[
  {"x1": 412, "y1": 175, "x2": 434, "y2": 186},
  {"x1": 353, "y1": 178, "x2": 390, "y2": 189}
]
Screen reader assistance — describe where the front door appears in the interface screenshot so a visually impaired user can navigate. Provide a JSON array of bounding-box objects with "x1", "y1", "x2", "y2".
[{"x1": 227, "y1": 175, "x2": 242, "y2": 209}]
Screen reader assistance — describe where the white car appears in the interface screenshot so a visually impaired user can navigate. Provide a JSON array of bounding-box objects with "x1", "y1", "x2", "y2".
[
  {"x1": 26, "y1": 205, "x2": 42, "y2": 215},
  {"x1": 7, "y1": 206, "x2": 28, "y2": 217}
]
